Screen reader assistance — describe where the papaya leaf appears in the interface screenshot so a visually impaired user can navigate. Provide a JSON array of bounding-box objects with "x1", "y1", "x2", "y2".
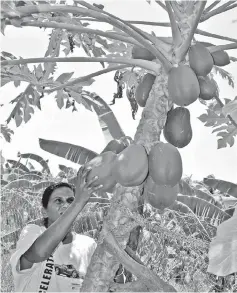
[
  {"x1": 213, "y1": 66, "x2": 234, "y2": 88},
  {"x1": 39, "y1": 138, "x2": 98, "y2": 165},
  {"x1": 1, "y1": 179, "x2": 8, "y2": 186},
  {"x1": 230, "y1": 56, "x2": 237, "y2": 62},
  {"x1": 1, "y1": 1, "x2": 22, "y2": 18},
  {"x1": 7, "y1": 159, "x2": 30, "y2": 173},
  {"x1": 55, "y1": 90, "x2": 68, "y2": 109},
  {"x1": 217, "y1": 128, "x2": 237, "y2": 149},
  {"x1": 0, "y1": 124, "x2": 14, "y2": 142},
  {"x1": 45, "y1": 29, "x2": 62, "y2": 58},
  {"x1": 203, "y1": 178, "x2": 237, "y2": 198},
  {"x1": 176, "y1": 195, "x2": 230, "y2": 226},
  {"x1": 56, "y1": 72, "x2": 74, "y2": 83},
  {"x1": 207, "y1": 208, "x2": 237, "y2": 276},
  {"x1": 2, "y1": 179, "x2": 33, "y2": 191},
  {"x1": 6, "y1": 85, "x2": 41, "y2": 127},
  {"x1": 222, "y1": 99, "x2": 237, "y2": 123},
  {"x1": 198, "y1": 109, "x2": 229, "y2": 127},
  {"x1": 19, "y1": 153, "x2": 51, "y2": 175}
]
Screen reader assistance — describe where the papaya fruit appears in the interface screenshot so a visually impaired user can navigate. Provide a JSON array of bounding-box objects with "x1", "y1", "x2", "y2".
[
  {"x1": 148, "y1": 142, "x2": 183, "y2": 187},
  {"x1": 168, "y1": 65, "x2": 200, "y2": 106},
  {"x1": 85, "y1": 151, "x2": 117, "y2": 192},
  {"x1": 163, "y1": 107, "x2": 192, "y2": 148},
  {"x1": 200, "y1": 42, "x2": 230, "y2": 67},
  {"x1": 145, "y1": 176, "x2": 178, "y2": 210},
  {"x1": 135, "y1": 73, "x2": 156, "y2": 107},
  {"x1": 189, "y1": 43, "x2": 214, "y2": 76},
  {"x1": 132, "y1": 45, "x2": 155, "y2": 61},
  {"x1": 112, "y1": 144, "x2": 148, "y2": 187},
  {"x1": 198, "y1": 76, "x2": 217, "y2": 100}
]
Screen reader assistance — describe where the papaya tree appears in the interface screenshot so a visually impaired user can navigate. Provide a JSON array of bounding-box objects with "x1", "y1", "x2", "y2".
[{"x1": 1, "y1": 0, "x2": 237, "y2": 292}]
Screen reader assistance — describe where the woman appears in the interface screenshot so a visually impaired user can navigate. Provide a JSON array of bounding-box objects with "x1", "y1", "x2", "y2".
[{"x1": 10, "y1": 166, "x2": 103, "y2": 292}]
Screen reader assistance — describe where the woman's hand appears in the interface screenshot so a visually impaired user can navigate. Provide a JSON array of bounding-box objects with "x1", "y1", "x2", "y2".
[{"x1": 75, "y1": 165, "x2": 103, "y2": 204}]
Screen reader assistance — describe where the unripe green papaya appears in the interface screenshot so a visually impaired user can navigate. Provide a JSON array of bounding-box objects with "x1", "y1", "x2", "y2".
[
  {"x1": 198, "y1": 76, "x2": 217, "y2": 100},
  {"x1": 145, "y1": 176, "x2": 178, "y2": 210},
  {"x1": 135, "y1": 73, "x2": 156, "y2": 107},
  {"x1": 86, "y1": 151, "x2": 117, "y2": 192},
  {"x1": 189, "y1": 43, "x2": 214, "y2": 76},
  {"x1": 132, "y1": 45, "x2": 155, "y2": 61},
  {"x1": 149, "y1": 142, "x2": 183, "y2": 187},
  {"x1": 163, "y1": 107, "x2": 192, "y2": 148},
  {"x1": 200, "y1": 42, "x2": 230, "y2": 67},
  {"x1": 168, "y1": 65, "x2": 200, "y2": 106}
]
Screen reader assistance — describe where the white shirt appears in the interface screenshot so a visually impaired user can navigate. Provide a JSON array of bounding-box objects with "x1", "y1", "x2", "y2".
[{"x1": 10, "y1": 224, "x2": 97, "y2": 292}]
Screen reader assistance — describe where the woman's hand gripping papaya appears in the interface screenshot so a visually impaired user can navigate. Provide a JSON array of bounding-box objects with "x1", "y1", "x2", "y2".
[{"x1": 75, "y1": 165, "x2": 103, "y2": 205}]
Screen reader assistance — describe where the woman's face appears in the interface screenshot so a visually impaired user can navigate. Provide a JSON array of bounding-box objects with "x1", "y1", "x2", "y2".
[{"x1": 44, "y1": 187, "x2": 75, "y2": 226}]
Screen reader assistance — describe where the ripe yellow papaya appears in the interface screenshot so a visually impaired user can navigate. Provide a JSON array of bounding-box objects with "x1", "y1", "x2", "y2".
[
  {"x1": 132, "y1": 45, "x2": 155, "y2": 61},
  {"x1": 200, "y1": 42, "x2": 230, "y2": 67},
  {"x1": 168, "y1": 65, "x2": 200, "y2": 106},
  {"x1": 135, "y1": 73, "x2": 156, "y2": 107},
  {"x1": 163, "y1": 107, "x2": 192, "y2": 148},
  {"x1": 86, "y1": 151, "x2": 117, "y2": 192},
  {"x1": 198, "y1": 76, "x2": 217, "y2": 100},
  {"x1": 148, "y1": 142, "x2": 183, "y2": 187},
  {"x1": 189, "y1": 43, "x2": 214, "y2": 76},
  {"x1": 145, "y1": 176, "x2": 178, "y2": 210},
  {"x1": 112, "y1": 144, "x2": 148, "y2": 187}
]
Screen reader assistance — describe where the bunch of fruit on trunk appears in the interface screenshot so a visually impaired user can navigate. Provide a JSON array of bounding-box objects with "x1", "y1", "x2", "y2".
[{"x1": 85, "y1": 42, "x2": 230, "y2": 211}]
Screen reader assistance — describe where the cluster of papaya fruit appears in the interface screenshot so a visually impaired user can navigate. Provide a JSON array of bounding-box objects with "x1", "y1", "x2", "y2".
[
  {"x1": 133, "y1": 43, "x2": 230, "y2": 149},
  {"x1": 84, "y1": 137, "x2": 183, "y2": 211}
]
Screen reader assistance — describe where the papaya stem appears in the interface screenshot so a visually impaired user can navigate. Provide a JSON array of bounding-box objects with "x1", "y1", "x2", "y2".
[
  {"x1": 103, "y1": 223, "x2": 177, "y2": 292},
  {"x1": 165, "y1": 1, "x2": 182, "y2": 48},
  {"x1": 5, "y1": 19, "x2": 141, "y2": 47},
  {"x1": 203, "y1": 1, "x2": 221, "y2": 14},
  {"x1": 154, "y1": 0, "x2": 167, "y2": 12},
  {"x1": 109, "y1": 279, "x2": 150, "y2": 292},
  {"x1": 170, "y1": 1, "x2": 183, "y2": 21},
  {"x1": 196, "y1": 29, "x2": 237, "y2": 43},
  {"x1": 176, "y1": 1, "x2": 207, "y2": 62},
  {"x1": 201, "y1": 1, "x2": 237, "y2": 21},
  {"x1": 208, "y1": 43, "x2": 237, "y2": 53},
  {"x1": 77, "y1": 1, "x2": 172, "y2": 72},
  {"x1": 45, "y1": 65, "x2": 131, "y2": 93},
  {"x1": 1, "y1": 57, "x2": 160, "y2": 75}
]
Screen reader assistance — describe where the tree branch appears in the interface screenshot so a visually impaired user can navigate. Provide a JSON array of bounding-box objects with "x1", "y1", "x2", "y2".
[
  {"x1": 102, "y1": 223, "x2": 176, "y2": 292},
  {"x1": 201, "y1": 1, "x2": 237, "y2": 22},
  {"x1": 196, "y1": 29, "x2": 237, "y2": 43},
  {"x1": 155, "y1": 0, "x2": 167, "y2": 12},
  {"x1": 5, "y1": 19, "x2": 141, "y2": 47},
  {"x1": 208, "y1": 43, "x2": 237, "y2": 53},
  {"x1": 203, "y1": 1, "x2": 221, "y2": 14},
  {"x1": 1, "y1": 56, "x2": 160, "y2": 74},
  {"x1": 176, "y1": 1, "x2": 207, "y2": 62},
  {"x1": 80, "y1": 18, "x2": 171, "y2": 27},
  {"x1": 45, "y1": 65, "x2": 130, "y2": 93},
  {"x1": 77, "y1": 1, "x2": 172, "y2": 72},
  {"x1": 166, "y1": 1, "x2": 182, "y2": 47},
  {"x1": 12, "y1": 4, "x2": 172, "y2": 72}
]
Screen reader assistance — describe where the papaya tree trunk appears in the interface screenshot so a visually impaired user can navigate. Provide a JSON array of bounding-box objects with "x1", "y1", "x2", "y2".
[{"x1": 80, "y1": 64, "x2": 174, "y2": 292}]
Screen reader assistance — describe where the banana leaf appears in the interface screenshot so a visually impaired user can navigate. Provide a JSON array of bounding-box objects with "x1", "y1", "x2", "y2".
[
  {"x1": 194, "y1": 189, "x2": 217, "y2": 205},
  {"x1": 176, "y1": 195, "x2": 230, "y2": 226},
  {"x1": 39, "y1": 138, "x2": 98, "y2": 165},
  {"x1": 178, "y1": 179, "x2": 195, "y2": 196},
  {"x1": 203, "y1": 178, "x2": 237, "y2": 197},
  {"x1": 19, "y1": 174, "x2": 43, "y2": 181},
  {"x1": 19, "y1": 153, "x2": 51, "y2": 174},
  {"x1": 7, "y1": 159, "x2": 30, "y2": 173},
  {"x1": 2, "y1": 179, "x2": 33, "y2": 191},
  {"x1": 32, "y1": 181, "x2": 56, "y2": 191},
  {"x1": 91, "y1": 95, "x2": 125, "y2": 141}
]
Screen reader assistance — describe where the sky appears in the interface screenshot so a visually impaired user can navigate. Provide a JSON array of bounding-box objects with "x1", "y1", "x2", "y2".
[{"x1": 0, "y1": 0, "x2": 237, "y2": 183}]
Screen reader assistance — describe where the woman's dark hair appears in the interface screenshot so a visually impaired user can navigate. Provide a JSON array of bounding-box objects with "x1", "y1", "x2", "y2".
[{"x1": 42, "y1": 182, "x2": 75, "y2": 227}]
